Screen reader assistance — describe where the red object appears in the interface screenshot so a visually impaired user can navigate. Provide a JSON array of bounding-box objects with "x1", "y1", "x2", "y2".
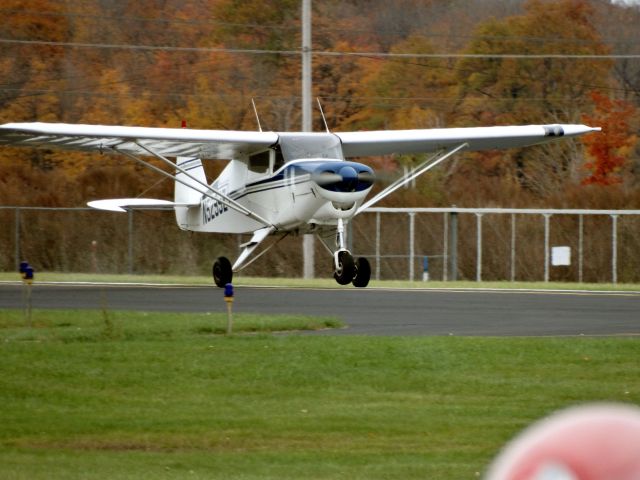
[
  {"x1": 181, "y1": 119, "x2": 187, "y2": 128},
  {"x1": 486, "y1": 404, "x2": 640, "y2": 480},
  {"x1": 581, "y1": 91, "x2": 636, "y2": 186}
]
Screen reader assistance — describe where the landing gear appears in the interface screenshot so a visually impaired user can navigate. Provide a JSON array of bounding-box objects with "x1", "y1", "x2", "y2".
[
  {"x1": 213, "y1": 256, "x2": 232, "y2": 288},
  {"x1": 334, "y1": 251, "x2": 355, "y2": 285},
  {"x1": 331, "y1": 218, "x2": 371, "y2": 288},
  {"x1": 353, "y1": 257, "x2": 371, "y2": 288}
]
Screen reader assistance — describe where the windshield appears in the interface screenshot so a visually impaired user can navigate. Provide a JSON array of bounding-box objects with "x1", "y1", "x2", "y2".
[{"x1": 278, "y1": 133, "x2": 344, "y2": 162}]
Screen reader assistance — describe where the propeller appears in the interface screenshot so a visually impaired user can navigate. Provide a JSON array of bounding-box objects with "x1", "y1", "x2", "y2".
[{"x1": 312, "y1": 165, "x2": 375, "y2": 192}]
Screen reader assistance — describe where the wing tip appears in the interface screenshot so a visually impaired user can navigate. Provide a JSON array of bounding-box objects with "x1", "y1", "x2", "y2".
[{"x1": 87, "y1": 200, "x2": 127, "y2": 212}]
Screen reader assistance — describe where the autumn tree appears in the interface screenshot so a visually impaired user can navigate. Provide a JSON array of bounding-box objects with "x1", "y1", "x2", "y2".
[
  {"x1": 581, "y1": 91, "x2": 637, "y2": 186},
  {"x1": 343, "y1": 35, "x2": 455, "y2": 131},
  {"x1": 591, "y1": 0, "x2": 640, "y2": 105},
  {"x1": 457, "y1": 0, "x2": 610, "y2": 124},
  {"x1": 452, "y1": 0, "x2": 613, "y2": 198}
]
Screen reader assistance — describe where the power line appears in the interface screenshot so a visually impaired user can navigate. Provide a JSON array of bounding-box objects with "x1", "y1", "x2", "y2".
[
  {"x1": 0, "y1": 38, "x2": 293, "y2": 55},
  {"x1": 3, "y1": 8, "x2": 640, "y2": 49},
  {"x1": 2, "y1": 38, "x2": 640, "y2": 59},
  {"x1": 356, "y1": 54, "x2": 630, "y2": 96},
  {"x1": 0, "y1": 8, "x2": 299, "y2": 31},
  {"x1": 0, "y1": 87, "x2": 606, "y2": 106}
]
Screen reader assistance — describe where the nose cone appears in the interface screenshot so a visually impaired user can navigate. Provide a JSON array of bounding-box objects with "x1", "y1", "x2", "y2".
[{"x1": 338, "y1": 165, "x2": 358, "y2": 192}]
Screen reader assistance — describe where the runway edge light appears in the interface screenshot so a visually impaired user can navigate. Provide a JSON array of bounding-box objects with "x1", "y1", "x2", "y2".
[
  {"x1": 19, "y1": 260, "x2": 29, "y2": 278},
  {"x1": 224, "y1": 283, "x2": 234, "y2": 335},
  {"x1": 18, "y1": 261, "x2": 34, "y2": 326}
]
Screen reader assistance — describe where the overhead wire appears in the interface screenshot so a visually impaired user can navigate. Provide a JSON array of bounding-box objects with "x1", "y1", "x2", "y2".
[
  {"x1": 2, "y1": 37, "x2": 639, "y2": 59},
  {"x1": 3, "y1": 7, "x2": 640, "y2": 48},
  {"x1": 0, "y1": 37, "x2": 635, "y2": 101},
  {"x1": 1, "y1": 5, "x2": 638, "y2": 109}
]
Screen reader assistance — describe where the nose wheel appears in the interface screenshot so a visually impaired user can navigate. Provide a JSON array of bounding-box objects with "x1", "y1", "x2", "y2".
[
  {"x1": 331, "y1": 218, "x2": 371, "y2": 287},
  {"x1": 332, "y1": 251, "x2": 371, "y2": 288}
]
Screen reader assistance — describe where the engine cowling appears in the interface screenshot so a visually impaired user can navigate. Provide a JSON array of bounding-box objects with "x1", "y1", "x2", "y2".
[{"x1": 308, "y1": 160, "x2": 375, "y2": 207}]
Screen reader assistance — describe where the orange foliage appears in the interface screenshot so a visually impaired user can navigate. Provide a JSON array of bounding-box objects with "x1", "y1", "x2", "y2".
[{"x1": 581, "y1": 91, "x2": 637, "y2": 186}]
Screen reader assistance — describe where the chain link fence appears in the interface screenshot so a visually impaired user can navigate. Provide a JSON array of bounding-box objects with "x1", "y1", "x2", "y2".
[
  {"x1": 356, "y1": 208, "x2": 640, "y2": 284},
  {"x1": 2, "y1": 206, "x2": 639, "y2": 283}
]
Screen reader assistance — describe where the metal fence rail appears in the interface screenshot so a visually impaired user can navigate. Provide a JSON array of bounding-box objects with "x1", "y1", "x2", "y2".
[{"x1": 2, "y1": 206, "x2": 640, "y2": 283}]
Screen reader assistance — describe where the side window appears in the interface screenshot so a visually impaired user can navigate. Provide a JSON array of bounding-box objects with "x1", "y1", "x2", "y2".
[{"x1": 248, "y1": 150, "x2": 270, "y2": 174}]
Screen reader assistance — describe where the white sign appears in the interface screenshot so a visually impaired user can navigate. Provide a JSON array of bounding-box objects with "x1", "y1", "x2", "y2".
[{"x1": 552, "y1": 246, "x2": 571, "y2": 266}]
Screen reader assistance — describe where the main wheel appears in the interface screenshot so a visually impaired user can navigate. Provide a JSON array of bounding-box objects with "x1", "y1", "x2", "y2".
[
  {"x1": 352, "y1": 257, "x2": 371, "y2": 288},
  {"x1": 333, "y1": 251, "x2": 355, "y2": 285},
  {"x1": 212, "y1": 256, "x2": 233, "y2": 288}
]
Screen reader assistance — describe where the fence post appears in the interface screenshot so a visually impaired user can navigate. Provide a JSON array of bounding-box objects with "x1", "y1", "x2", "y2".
[
  {"x1": 14, "y1": 207, "x2": 21, "y2": 271},
  {"x1": 510, "y1": 213, "x2": 516, "y2": 282},
  {"x1": 375, "y1": 211, "x2": 381, "y2": 280},
  {"x1": 408, "y1": 212, "x2": 415, "y2": 281},
  {"x1": 128, "y1": 210, "x2": 134, "y2": 275},
  {"x1": 443, "y1": 212, "x2": 448, "y2": 281},
  {"x1": 449, "y1": 211, "x2": 458, "y2": 281},
  {"x1": 476, "y1": 213, "x2": 483, "y2": 282},
  {"x1": 543, "y1": 214, "x2": 551, "y2": 282},
  {"x1": 611, "y1": 214, "x2": 618, "y2": 284},
  {"x1": 578, "y1": 214, "x2": 584, "y2": 283}
]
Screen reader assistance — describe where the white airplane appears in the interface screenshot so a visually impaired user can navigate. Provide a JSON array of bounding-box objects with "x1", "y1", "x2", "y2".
[{"x1": 0, "y1": 120, "x2": 599, "y2": 287}]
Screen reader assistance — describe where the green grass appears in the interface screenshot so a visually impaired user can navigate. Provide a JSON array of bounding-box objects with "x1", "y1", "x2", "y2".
[
  {"x1": 1, "y1": 310, "x2": 639, "y2": 478},
  {"x1": 0, "y1": 309, "x2": 343, "y2": 340},
  {"x1": 2, "y1": 271, "x2": 640, "y2": 292}
]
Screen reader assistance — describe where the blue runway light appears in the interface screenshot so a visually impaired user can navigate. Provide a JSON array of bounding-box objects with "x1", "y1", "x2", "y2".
[
  {"x1": 224, "y1": 283, "x2": 234, "y2": 298},
  {"x1": 422, "y1": 256, "x2": 429, "y2": 282},
  {"x1": 24, "y1": 266, "x2": 34, "y2": 280}
]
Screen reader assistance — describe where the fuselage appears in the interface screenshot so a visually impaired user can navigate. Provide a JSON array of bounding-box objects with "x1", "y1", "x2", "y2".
[{"x1": 179, "y1": 132, "x2": 375, "y2": 233}]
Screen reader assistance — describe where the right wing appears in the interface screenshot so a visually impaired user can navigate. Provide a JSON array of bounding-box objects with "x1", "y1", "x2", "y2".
[
  {"x1": 0, "y1": 122, "x2": 278, "y2": 159},
  {"x1": 337, "y1": 124, "x2": 600, "y2": 157}
]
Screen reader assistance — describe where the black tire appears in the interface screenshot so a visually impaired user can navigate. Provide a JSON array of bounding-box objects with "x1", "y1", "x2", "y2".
[
  {"x1": 333, "y1": 251, "x2": 355, "y2": 285},
  {"x1": 213, "y1": 256, "x2": 233, "y2": 288},
  {"x1": 352, "y1": 257, "x2": 371, "y2": 288}
]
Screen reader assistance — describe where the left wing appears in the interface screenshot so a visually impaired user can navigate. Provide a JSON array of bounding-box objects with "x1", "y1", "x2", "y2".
[
  {"x1": 0, "y1": 122, "x2": 278, "y2": 159},
  {"x1": 337, "y1": 124, "x2": 600, "y2": 157}
]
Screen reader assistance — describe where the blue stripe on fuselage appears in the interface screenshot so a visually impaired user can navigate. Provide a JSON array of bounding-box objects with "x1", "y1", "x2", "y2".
[
  {"x1": 228, "y1": 160, "x2": 372, "y2": 200},
  {"x1": 227, "y1": 161, "x2": 329, "y2": 201},
  {"x1": 230, "y1": 175, "x2": 310, "y2": 201}
]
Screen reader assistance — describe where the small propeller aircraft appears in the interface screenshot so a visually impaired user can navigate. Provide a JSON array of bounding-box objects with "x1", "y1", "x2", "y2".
[{"x1": 0, "y1": 119, "x2": 599, "y2": 287}]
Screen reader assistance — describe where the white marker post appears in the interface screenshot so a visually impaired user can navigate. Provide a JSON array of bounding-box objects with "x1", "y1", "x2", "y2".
[
  {"x1": 224, "y1": 283, "x2": 234, "y2": 335},
  {"x1": 19, "y1": 261, "x2": 34, "y2": 326}
]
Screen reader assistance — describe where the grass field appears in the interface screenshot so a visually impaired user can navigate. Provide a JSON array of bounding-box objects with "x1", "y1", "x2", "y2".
[{"x1": 1, "y1": 309, "x2": 639, "y2": 479}]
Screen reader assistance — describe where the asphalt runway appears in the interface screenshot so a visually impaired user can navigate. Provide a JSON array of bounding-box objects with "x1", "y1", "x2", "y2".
[{"x1": 1, "y1": 282, "x2": 639, "y2": 336}]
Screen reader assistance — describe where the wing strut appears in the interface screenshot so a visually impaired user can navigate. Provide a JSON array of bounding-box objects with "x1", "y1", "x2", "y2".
[
  {"x1": 232, "y1": 226, "x2": 289, "y2": 272},
  {"x1": 356, "y1": 142, "x2": 468, "y2": 214},
  {"x1": 111, "y1": 144, "x2": 274, "y2": 228}
]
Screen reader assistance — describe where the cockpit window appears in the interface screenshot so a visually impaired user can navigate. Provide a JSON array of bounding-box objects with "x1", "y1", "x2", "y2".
[
  {"x1": 248, "y1": 150, "x2": 270, "y2": 173},
  {"x1": 278, "y1": 133, "x2": 344, "y2": 162}
]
